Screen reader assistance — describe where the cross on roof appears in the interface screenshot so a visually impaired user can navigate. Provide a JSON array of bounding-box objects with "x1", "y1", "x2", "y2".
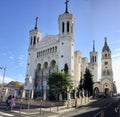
[{"x1": 65, "y1": 0, "x2": 69, "y2": 13}]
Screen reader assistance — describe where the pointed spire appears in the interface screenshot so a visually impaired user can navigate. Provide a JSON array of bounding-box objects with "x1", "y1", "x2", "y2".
[
  {"x1": 93, "y1": 40, "x2": 95, "y2": 52},
  {"x1": 102, "y1": 36, "x2": 111, "y2": 52},
  {"x1": 65, "y1": 0, "x2": 69, "y2": 13},
  {"x1": 35, "y1": 17, "x2": 38, "y2": 30},
  {"x1": 104, "y1": 36, "x2": 107, "y2": 45}
]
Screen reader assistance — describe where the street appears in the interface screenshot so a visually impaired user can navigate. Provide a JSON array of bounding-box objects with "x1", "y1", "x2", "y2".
[
  {"x1": 0, "y1": 97, "x2": 120, "y2": 117},
  {"x1": 59, "y1": 96, "x2": 120, "y2": 117}
]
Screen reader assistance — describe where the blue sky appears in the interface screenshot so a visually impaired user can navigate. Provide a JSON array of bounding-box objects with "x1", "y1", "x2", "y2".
[{"x1": 0, "y1": 0, "x2": 120, "y2": 92}]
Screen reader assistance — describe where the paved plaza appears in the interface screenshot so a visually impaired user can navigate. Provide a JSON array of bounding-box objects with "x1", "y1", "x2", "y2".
[{"x1": 0, "y1": 97, "x2": 96, "y2": 117}]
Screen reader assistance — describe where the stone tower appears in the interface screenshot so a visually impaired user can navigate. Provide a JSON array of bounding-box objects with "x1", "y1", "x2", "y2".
[
  {"x1": 101, "y1": 37, "x2": 113, "y2": 81},
  {"x1": 101, "y1": 37, "x2": 114, "y2": 95},
  {"x1": 93, "y1": 37, "x2": 117, "y2": 97},
  {"x1": 89, "y1": 40, "x2": 98, "y2": 82},
  {"x1": 58, "y1": 0, "x2": 75, "y2": 80},
  {"x1": 25, "y1": 17, "x2": 42, "y2": 90}
]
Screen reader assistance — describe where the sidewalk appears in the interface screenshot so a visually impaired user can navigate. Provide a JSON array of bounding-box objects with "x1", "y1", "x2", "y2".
[{"x1": 11, "y1": 98, "x2": 97, "y2": 117}]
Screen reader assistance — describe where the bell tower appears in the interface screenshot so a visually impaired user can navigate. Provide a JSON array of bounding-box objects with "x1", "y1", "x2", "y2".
[
  {"x1": 58, "y1": 0, "x2": 75, "y2": 80},
  {"x1": 25, "y1": 17, "x2": 42, "y2": 90},
  {"x1": 29, "y1": 17, "x2": 42, "y2": 49},
  {"x1": 89, "y1": 40, "x2": 98, "y2": 82},
  {"x1": 101, "y1": 37, "x2": 113, "y2": 81},
  {"x1": 58, "y1": 0, "x2": 75, "y2": 38}
]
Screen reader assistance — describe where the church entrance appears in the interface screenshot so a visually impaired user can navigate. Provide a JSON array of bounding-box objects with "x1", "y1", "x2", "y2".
[
  {"x1": 94, "y1": 87, "x2": 99, "y2": 97},
  {"x1": 105, "y1": 88, "x2": 109, "y2": 96}
]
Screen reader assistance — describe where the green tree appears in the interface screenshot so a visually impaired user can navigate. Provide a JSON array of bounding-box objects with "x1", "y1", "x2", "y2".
[
  {"x1": 7, "y1": 81, "x2": 23, "y2": 88},
  {"x1": 48, "y1": 71, "x2": 73, "y2": 100},
  {"x1": 79, "y1": 78, "x2": 84, "y2": 90},
  {"x1": 83, "y1": 68, "x2": 93, "y2": 96}
]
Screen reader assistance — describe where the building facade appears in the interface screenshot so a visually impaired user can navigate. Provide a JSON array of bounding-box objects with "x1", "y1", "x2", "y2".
[
  {"x1": 24, "y1": 1, "x2": 81, "y2": 100},
  {"x1": 94, "y1": 37, "x2": 117, "y2": 96},
  {"x1": 24, "y1": 1, "x2": 116, "y2": 99}
]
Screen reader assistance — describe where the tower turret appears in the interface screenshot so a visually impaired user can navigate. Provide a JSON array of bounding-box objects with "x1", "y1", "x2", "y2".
[
  {"x1": 89, "y1": 40, "x2": 98, "y2": 82},
  {"x1": 101, "y1": 37, "x2": 113, "y2": 81},
  {"x1": 58, "y1": 0, "x2": 75, "y2": 82},
  {"x1": 25, "y1": 17, "x2": 42, "y2": 90},
  {"x1": 29, "y1": 17, "x2": 42, "y2": 50},
  {"x1": 58, "y1": 0, "x2": 75, "y2": 38}
]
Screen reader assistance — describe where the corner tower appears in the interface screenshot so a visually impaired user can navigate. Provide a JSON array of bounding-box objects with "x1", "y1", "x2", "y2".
[
  {"x1": 89, "y1": 40, "x2": 98, "y2": 82},
  {"x1": 101, "y1": 37, "x2": 113, "y2": 81},
  {"x1": 101, "y1": 37, "x2": 114, "y2": 95},
  {"x1": 25, "y1": 17, "x2": 42, "y2": 90},
  {"x1": 58, "y1": 0, "x2": 75, "y2": 80}
]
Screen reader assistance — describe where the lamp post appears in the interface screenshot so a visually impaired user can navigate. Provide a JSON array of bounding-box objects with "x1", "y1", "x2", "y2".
[
  {"x1": 28, "y1": 76, "x2": 32, "y2": 117},
  {"x1": 0, "y1": 66, "x2": 6, "y2": 101}
]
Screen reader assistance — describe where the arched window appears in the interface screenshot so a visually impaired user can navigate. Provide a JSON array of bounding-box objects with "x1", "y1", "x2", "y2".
[
  {"x1": 55, "y1": 46, "x2": 57, "y2": 52},
  {"x1": 67, "y1": 21, "x2": 69, "y2": 33},
  {"x1": 71, "y1": 23, "x2": 73, "y2": 33},
  {"x1": 33, "y1": 36, "x2": 36, "y2": 45},
  {"x1": 37, "y1": 37, "x2": 39, "y2": 43},
  {"x1": 95, "y1": 56, "x2": 96, "y2": 62},
  {"x1": 30, "y1": 37, "x2": 32, "y2": 45},
  {"x1": 62, "y1": 22, "x2": 64, "y2": 33},
  {"x1": 92, "y1": 56, "x2": 94, "y2": 62}
]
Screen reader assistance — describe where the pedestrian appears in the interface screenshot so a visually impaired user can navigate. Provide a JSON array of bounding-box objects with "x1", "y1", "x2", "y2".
[
  {"x1": 0, "y1": 95, "x2": 1, "y2": 102},
  {"x1": 11, "y1": 95, "x2": 16, "y2": 110},
  {"x1": 6, "y1": 95, "x2": 11, "y2": 109}
]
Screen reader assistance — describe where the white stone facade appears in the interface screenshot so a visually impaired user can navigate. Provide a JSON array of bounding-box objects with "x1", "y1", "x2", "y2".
[
  {"x1": 24, "y1": 5, "x2": 80, "y2": 100},
  {"x1": 94, "y1": 37, "x2": 117, "y2": 96},
  {"x1": 88, "y1": 41, "x2": 98, "y2": 82},
  {"x1": 24, "y1": 2, "x2": 116, "y2": 99}
]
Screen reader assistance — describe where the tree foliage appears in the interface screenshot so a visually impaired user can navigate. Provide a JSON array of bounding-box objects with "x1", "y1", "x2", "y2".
[
  {"x1": 7, "y1": 81, "x2": 24, "y2": 89},
  {"x1": 83, "y1": 68, "x2": 93, "y2": 96},
  {"x1": 79, "y1": 78, "x2": 84, "y2": 90},
  {"x1": 48, "y1": 71, "x2": 73, "y2": 93}
]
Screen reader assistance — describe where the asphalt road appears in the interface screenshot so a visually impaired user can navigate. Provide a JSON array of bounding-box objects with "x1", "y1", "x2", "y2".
[
  {"x1": 59, "y1": 96, "x2": 120, "y2": 117},
  {"x1": 0, "y1": 101, "x2": 59, "y2": 117},
  {"x1": 0, "y1": 97, "x2": 120, "y2": 117}
]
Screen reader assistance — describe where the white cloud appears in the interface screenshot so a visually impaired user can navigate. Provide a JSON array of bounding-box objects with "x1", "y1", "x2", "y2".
[
  {"x1": 114, "y1": 48, "x2": 120, "y2": 52},
  {"x1": 112, "y1": 53, "x2": 120, "y2": 58},
  {"x1": 9, "y1": 56, "x2": 14, "y2": 60},
  {"x1": 17, "y1": 74, "x2": 25, "y2": 83},
  {"x1": 112, "y1": 47, "x2": 120, "y2": 60},
  {"x1": 18, "y1": 55, "x2": 26, "y2": 67},
  {"x1": 0, "y1": 75, "x2": 14, "y2": 84},
  {"x1": 112, "y1": 59, "x2": 120, "y2": 93}
]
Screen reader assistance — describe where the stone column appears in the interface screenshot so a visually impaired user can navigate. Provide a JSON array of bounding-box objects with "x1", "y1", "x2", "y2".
[
  {"x1": 67, "y1": 92, "x2": 71, "y2": 100},
  {"x1": 22, "y1": 90, "x2": 25, "y2": 98},
  {"x1": 74, "y1": 89, "x2": 77, "y2": 99},
  {"x1": 31, "y1": 89, "x2": 34, "y2": 99},
  {"x1": 43, "y1": 89, "x2": 46, "y2": 100}
]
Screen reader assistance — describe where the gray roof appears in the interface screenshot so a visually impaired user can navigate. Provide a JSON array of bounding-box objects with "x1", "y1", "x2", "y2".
[{"x1": 102, "y1": 37, "x2": 111, "y2": 52}]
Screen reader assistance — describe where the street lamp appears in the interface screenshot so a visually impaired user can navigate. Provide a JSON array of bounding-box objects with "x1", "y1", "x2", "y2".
[
  {"x1": 28, "y1": 76, "x2": 32, "y2": 117},
  {"x1": 0, "y1": 66, "x2": 6, "y2": 101}
]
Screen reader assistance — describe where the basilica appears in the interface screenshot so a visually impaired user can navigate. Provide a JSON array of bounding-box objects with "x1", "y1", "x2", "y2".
[{"x1": 24, "y1": 0, "x2": 116, "y2": 100}]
